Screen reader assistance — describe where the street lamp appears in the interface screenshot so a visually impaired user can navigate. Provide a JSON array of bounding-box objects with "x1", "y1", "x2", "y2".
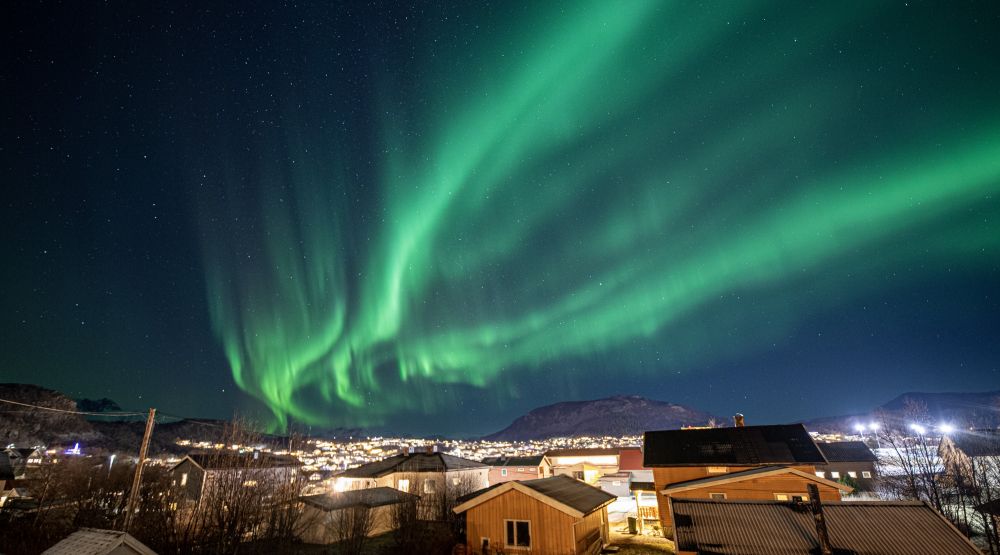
[
  {"x1": 938, "y1": 423, "x2": 955, "y2": 435},
  {"x1": 910, "y1": 423, "x2": 926, "y2": 436}
]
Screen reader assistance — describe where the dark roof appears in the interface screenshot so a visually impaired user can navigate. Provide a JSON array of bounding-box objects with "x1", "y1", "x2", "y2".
[
  {"x1": 300, "y1": 487, "x2": 417, "y2": 511},
  {"x1": 481, "y1": 455, "x2": 544, "y2": 467},
  {"x1": 41, "y1": 528, "x2": 158, "y2": 555},
  {"x1": 815, "y1": 441, "x2": 877, "y2": 463},
  {"x1": 545, "y1": 448, "x2": 619, "y2": 458},
  {"x1": 520, "y1": 475, "x2": 616, "y2": 514},
  {"x1": 340, "y1": 452, "x2": 486, "y2": 478},
  {"x1": 671, "y1": 499, "x2": 980, "y2": 555},
  {"x1": 949, "y1": 430, "x2": 1000, "y2": 458},
  {"x1": 184, "y1": 452, "x2": 302, "y2": 470},
  {"x1": 457, "y1": 475, "x2": 615, "y2": 515},
  {"x1": 643, "y1": 424, "x2": 826, "y2": 467},
  {"x1": 0, "y1": 453, "x2": 14, "y2": 481}
]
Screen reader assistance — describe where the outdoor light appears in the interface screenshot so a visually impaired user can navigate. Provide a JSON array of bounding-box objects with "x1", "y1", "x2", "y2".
[
  {"x1": 938, "y1": 423, "x2": 955, "y2": 435},
  {"x1": 854, "y1": 424, "x2": 866, "y2": 433},
  {"x1": 910, "y1": 423, "x2": 926, "y2": 435},
  {"x1": 868, "y1": 422, "x2": 879, "y2": 431}
]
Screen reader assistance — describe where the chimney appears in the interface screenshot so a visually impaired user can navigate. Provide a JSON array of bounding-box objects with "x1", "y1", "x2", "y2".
[
  {"x1": 807, "y1": 484, "x2": 834, "y2": 555},
  {"x1": 733, "y1": 413, "x2": 745, "y2": 428}
]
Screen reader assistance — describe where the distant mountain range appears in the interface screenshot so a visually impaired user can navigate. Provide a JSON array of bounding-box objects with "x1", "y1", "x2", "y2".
[
  {"x1": 483, "y1": 395, "x2": 719, "y2": 441},
  {"x1": 804, "y1": 390, "x2": 1000, "y2": 432}
]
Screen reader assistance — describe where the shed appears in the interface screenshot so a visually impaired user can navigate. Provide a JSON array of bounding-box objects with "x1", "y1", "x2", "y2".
[{"x1": 454, "y1": 475, "x2": 615, "y2": 555}]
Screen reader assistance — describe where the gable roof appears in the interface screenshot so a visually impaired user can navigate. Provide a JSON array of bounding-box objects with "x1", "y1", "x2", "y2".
[
  {"x1": 643, "y1": 424, "x2": 826, "y2": 467},
  {"x1": 41, "y1": 528, "x2": 158, "y2": 555},
  {"x1": 481, "y1": 455, "x2": 545, "y2": 467},
  {"x1": 339, "y1": 452, "x2": 487, "y2": 478},
  {"x1": 671, "y1": 499, "x2": 981, "y2": 555},
  {"x1": 453, "y1": 475, "x2": 615, "y2": 518},
  {"x1": 662, "y1": 466, "x2": 852, "y2": 495},
  {"x1": 949, "y1": 430, "x2": 1000, "y2": 458},
  {"x1": 816, "y1": 441, "x2": 877, "y2": 463},
  {"x1": 174, "y1": 452, "x2": 301, "y2": 471},
  {"x1": 300, "y1": 487, "x2": 417, "y2": 511}
]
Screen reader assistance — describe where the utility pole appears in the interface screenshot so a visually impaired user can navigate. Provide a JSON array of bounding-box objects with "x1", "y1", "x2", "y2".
[{"x1": 123, "y1": 407, "x2": 155, "y2": 532}]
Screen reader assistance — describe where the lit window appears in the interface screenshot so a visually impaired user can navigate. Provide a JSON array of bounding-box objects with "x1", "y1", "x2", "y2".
[
  {"x1": 830, "y1": 472, "x2": 840, "y2": 479},
  {"x1": 862, "y1": 471, "x2": 872, "y2": 479},
  {"x1": 707, "y1": 466, "x2": 728, "y2": 474},
  {"x1": 517, "y1": 468, "x2": 524, "y2": 472},
  {"x1": 397, "y1": 479, "x2": 410, "y2": 492},
  {"x1": 501, "y1": 468, "x2": 508, "y2": 477},
  {"x1": 452, "y1": 477, "x2": 460, "y2": 485},
  {"x1": 243, "y1": 480, "x2": 258, "y2": 487},
  {"x1": 709, "y1": 493, "x2": 727, "y2": 500},
  {"x1": 847, "y1": 471, "x2": 857, "y2": 478},
  {"x1": 424, "y1": 480, "x2": 437, "y2": 494},
  {"x1": 505, "y1": 519, "x2": 530, "y2": 548},
  {"x1": 815, "y1": 471, "x2": 826, "y2": 478},
  {"x1": 775, "y1": 493, "x2": 789, "y2": 501},
  {"x1": 180, "y1": 473, "x2": 188, "y2": 486},
  {"x1": 791, "y1": 494, "x2": 808, "y2": 502},
  {"x1": 612, "y1": 480, "x2": 622, "y2": 486}
]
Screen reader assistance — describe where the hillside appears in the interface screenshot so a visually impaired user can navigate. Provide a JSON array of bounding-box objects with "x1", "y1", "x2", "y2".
[
  {"x1": 484, "y1": 395, "x2": 718, "y2": 440},
  {"x1": 805, "y1": 390, "x2": 1000, "y2": 432},
  {"x1": 0, "y1": 383, "x2": 97, "y2": 446}
]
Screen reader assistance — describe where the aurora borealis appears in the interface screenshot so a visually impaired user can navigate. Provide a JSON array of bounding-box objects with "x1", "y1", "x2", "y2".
[{"x1": 5, "y1": 1, "x2": 1000, "y2": 434}]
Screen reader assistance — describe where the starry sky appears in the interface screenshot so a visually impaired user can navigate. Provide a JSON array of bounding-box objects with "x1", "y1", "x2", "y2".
[{"x1": 3, "y1": 1, "x2": 999, "y2": 436}]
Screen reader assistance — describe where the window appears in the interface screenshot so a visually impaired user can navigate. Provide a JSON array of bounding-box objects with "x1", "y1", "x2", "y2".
[
  {"x1": 452, "y1": 477, "x2": 461, "y2": 485},
  {"x1": 397, "y1": 479, "x2": 410, "y2": 492},
  {"x1": 707, "y1": 466, "x2": 728, "y2": 474},
  {"x1": 815, "y1": 471, "x2": 826, "y2": 478},
  {"x1": 612, "y1": 480, "x2": 622, "y2": 486},
  {"x1": 791, "y1": 494, "x2": 808, "y2": 502},
  {"x1": 505, "y1": 520, "x2": 530, "y2": 548},
  {"x1": 573, "y1": 471, "x2": 585, "y2": 480},
  {"x1": 847, "y1": 471, "x2": 857, "y2": 478},
  {"x1": 517, "y1": 468, "x2": 524, "y2": 472},
  {"x1": 862, "y1": 471, "x2": 872, "y2": 479},
  {"x1": 501, "y1": 468, "x2": 508, "y2": 477},
  {"x1": 243, "y1": 480, "x2": 258, "y2": 487},
  {"x1": 830, "y1": 472, "x2": 840, "y2": 479},
  {"x1": 180, "y1": 473, "x2": 189, "y2": 486},
  {"x1": 424, "y1": 480, "x2": 437, "y2": 494},
  {"x1": 709, "y1": 493, "x2": 727, "y2": 500},
  {"x1": 774, "y1": 493, "x2": 789, "y2": 501}
]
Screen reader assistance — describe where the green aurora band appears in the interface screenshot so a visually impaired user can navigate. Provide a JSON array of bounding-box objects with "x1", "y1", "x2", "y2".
[{"x1": 199, "y1": 1, "x2": 1000, "y2": 429}]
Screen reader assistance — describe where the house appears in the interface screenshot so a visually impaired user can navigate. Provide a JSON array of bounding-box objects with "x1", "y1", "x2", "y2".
[
  {"x1": 671, "y1": 498, "x2": 981, "y2": 555},
  {"x1": 940, "y1": 429, "x2": 1000, "y2": 486},
  {"x1": 42, "y1": 527, "x2": 158, "y2": 555},
  {"x1": 596, "y1": 471, "x2": 631, "y2": 497},
  {"x1": 482, "y1": 455, "x2": 549, "y2": 483},
  {"x1": 545, "y1": 448, "x2": 619, "y2": 484},
  {"x1": 815, "y1": 440, "x2": 878, "y2": 491},
  {"x1": 169, "y1": 452, "x2": 302, "y2": 505},
  {"x1": 297, "y1": 487, "x2": 418, "y2": 544},
  {"x1": 454, "y1": 475, "x2": 616, "y2": 555},
  {"x1": 333, "y1": 449, "x2": 488, "y2": 520},
  {"x1": 643, "y1": 423, "x2": 851, "y2": 533}
]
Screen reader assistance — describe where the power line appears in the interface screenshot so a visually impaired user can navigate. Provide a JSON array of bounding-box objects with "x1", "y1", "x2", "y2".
[{"x1": 0, "y1": 397, "x2": 147, "y2": 417}]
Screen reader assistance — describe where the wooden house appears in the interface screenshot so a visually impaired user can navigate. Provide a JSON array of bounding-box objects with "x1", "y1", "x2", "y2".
[
  {"x1": 643, "y1": 423, "x2": 851, "y2": 533},
  {"x1": 296, "y1": 487, "x2": 418, "y2": 544},
  {"x1": 482, "y1": 455, "x2": 549, "y2": 483},
  {"x1": 454, "y1": 475, "x2": 615, "y2": 555},
  {"x1": 671, "y1": 498, "x2": 981, "y2": 555},
  {"x1": 333, "y1": 450, "x2": 488, "y2": 520},
  {"x1": 544, "y1": 448, "x2": 619, "y2": 484},
  {"x1": 940, "y1": 429, "x2": 1000, "y2": 487},
  {"x1": 815, "y1": 440, "x2": 878, "y2": 491}
]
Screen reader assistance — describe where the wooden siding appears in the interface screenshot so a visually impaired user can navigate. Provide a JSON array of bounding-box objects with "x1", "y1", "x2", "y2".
[
  {"x1": 489, "y1": 466, "x2": 544, "y2": 484},
  {"x1": 464, "y1": 488, "x2": 605, "y2": 555},
  {"x1": 655, "y1": 466, "x2": 843, "y2": 530}
]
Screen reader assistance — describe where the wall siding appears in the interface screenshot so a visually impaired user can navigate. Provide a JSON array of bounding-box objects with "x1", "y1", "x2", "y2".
[{"x1": 465, "y1": 489, "x2": 603, "y2": 555}]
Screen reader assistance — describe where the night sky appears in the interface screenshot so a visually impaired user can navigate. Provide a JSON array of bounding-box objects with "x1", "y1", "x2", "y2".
[{"x1": 3, "y1": 2, "x2": 999, "y2": 436}]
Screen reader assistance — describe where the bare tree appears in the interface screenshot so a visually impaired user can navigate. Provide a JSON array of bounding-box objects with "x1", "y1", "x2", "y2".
[{"x1": 328, "y1": 504, "x2": 376, "y2": 555}]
